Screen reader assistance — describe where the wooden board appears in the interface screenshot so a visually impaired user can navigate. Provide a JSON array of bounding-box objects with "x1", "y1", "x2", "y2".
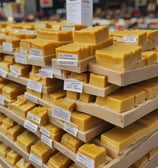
[
  {"x1": 52, "y1": 56, "x2": 95, "y2": 73},
  {"x1": 143, "y1": 152, "x2": 158, "y2": 168},
  {"x1": 89, "y1": 62, "x2": 158, "y2": 86},
  {"x1": 0, "y1": 156, "x2": 12, "y2": 168}
]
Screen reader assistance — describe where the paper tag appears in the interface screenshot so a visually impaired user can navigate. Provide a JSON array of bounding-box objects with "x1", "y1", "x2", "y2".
[
  {"x1": 123, "y1": 36, "x2": 137, "y2": 43},
  {"x1": 19, "y1": 29, "x2": 36, "y2": 34},
  {"x1": 2, "y1": 42, "x2": 13, "y2": 52},
  {"x1": 61, "y1": 26, "x2": 75, "y2": 30},
  {"x1": 24, "y1": 120, "x2": 38, "y2": 133},
  {"x1": 27, "y1": 112, "x2": 41, "y2": 124},
  {"x1": 57, "y1": 59, "x2": 78, "y2": 67},
  {"x1": 29, "y1": 153, "x2": 42, "y2": 167},
  {"x1": 76, "y1": 152, "x2": 94, "y2": 168},
  {"x1": 39, "y1": 69, "x2": 53, "y2": 78},
  {"x1": 27, "y1": 80, "x2": 42, "y2": 93},
  {"x1": 19, "y1": 47, "x2": 27, "y2": 55},
  {"x1": 64, "y1": 79, "x2": 83, "y2": 93},
  {"x1": 14, "y1": 52, "x2": 28, "y2": 64},
  {"x1": 11, "y1": 72, "x2": 19, "y2": 78},
  {"x1": 29, "y1": 55, "x2": 44, "y2": 61},
  {"x1": 64, "y1": 122, "x2": 78, "y2": 137},
  {"x1": 30, "y1": 48, "x2": 43, "y2": 57},
  {"x1": 35, "y1": 24, "x2": 46, "y2": 29},
  {"x1": 0, "y1": 69, "x2": 8, "y2": 78},
  {"x1": 113, "y1": 36, "x2": 124, "y2": 42},
  {"x1": 58, "y1": 53, "x2": 78, "y2": 60},
  {"x1": 0, "y1": 95, "x2": 5, "y2": 105},
  {"x1": 10, "y1": 65, "x2": 21, "y2": 75},
  {"x1": 40, "y1": 127, "x2": 50, "y2": 137},
  {"x1": 52, "y1": 67, "x2": 62, "y2": 76},
  {"x1": 52, "y1": 106, "x2": 71, "y2": 122},
  {"x1": 24, "y1": 93, "x2": 39, "y2": 104},
  {"x1": 41, "y1": 134, "x2": 53, "y2": 148}
]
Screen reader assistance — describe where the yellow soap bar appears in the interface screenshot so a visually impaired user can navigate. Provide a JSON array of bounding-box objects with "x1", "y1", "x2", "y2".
[
  {"x1": 0, "y1": 142, "x2": 11, "y2": 157},
  {"x1": 0, "y1": 113, "x2": 6, "y2": 124},
  {"x1": 15, "y1": 158, "x2": 35, "y2": 168},
  {"x1": 66, "y1": 91, "x2": 79, "y2": 100},
  {"x1": 27, "y1": 107, "x2": 48, "y2": 125},
  {"x1": 69, "y1": 164, "x2": 77, "y2": 168},
  {"x1": 27, "y1": 88, "x2": 42, "y2": 98},
  {"x1": 78, "y1": 144, "x2": 106, "y2": 168},
  {"x1": 71, "y1": 111, "x2": 103, "y2": 131},
  {"x1": 133, "y1": 156, "x2": 148, "y2": 168},
  {"x1": 74, "y1": 26, "x2": 109, "y2": 43},
  {"x1": 19, "y1": 39, "x2": 32, "y2": 54},
  {"x1": 142, "y1": 51, "x2": 157, "y2": 66},
  {"x1": 7, "y1": 125, "x2": 24, "y2": 141},
  {"x1": 70, "y1": 72, "x2": 89, "y2": 83},
  {"x1": 146, "y1": 147, "x2": 158, "y2": 159},
  {"x1": 2, "y1": 82, "x2": 25, "y2": 100},
  {"x1": 5, "y1": 36, "x2": 20, "y2": 48},
  {"x1": 79, "y1": 93, "x2": 96, "y2": 103},
  {"x1": 54, "y1": 98, "x2": 76, "y2": 112},
  {"x1": 30, "y1": 141, "x2": 56, "y2": 163},
  {"x1": 2, "y1": 117, "x2": 16, "y2": 128},
  {"x1": 61, "y1": 133, "x2": 83, "y2": 153},
  {"x1": 47, "y1": 152, "x2": 72, "y2": 168},
  {"x1": 37, "y1": 29, "x2": 73, "y2": 41},
  {"x1": 17, "y1": 130, "x2": 38, "y2": 152},
  {"x1": 6, "y1": 150, "x2": 21, "y2": 165},
  {"x1": 89, "y1": 73, "x2": 108, "y2": 88},
  {"x1": 0, "y1": 83, "x2": 7, "y2": 94}
]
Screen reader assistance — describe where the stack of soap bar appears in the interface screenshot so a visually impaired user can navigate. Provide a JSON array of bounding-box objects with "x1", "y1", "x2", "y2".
[
  {"x1": 61, "y1": 133, "x2": 83, "y2": 153},
  {"x1": 6, "y1": 150, "x2": 21, "y2": 165},
  {"x1": 89, "y1": 73, "x2": 108, "y2": 88},
  {"x1": 30, "y1": 141, "x2": 56, "y2": 163},
  {"x1": 2, "y1": 82, "x2": 25, "y2": 100},
  {"x1": 71, "y1": 111, "x2": 103, "y2": 131},
  {"x1": 142, "y1": 51, "x2": 157, "y2": 66},
  {"x1": 17, "y1": 130, "x2": 38, "y2": 152},
  {"x1": 96, "y1": 42, "x2": 142, "y2": 72},
  {"x1": 78, "y1": 144, "x2": 106, "y2": 168},
  {"x1": 70, "y1": 72, "x2": 89, "y2": 83},
  {"x1": 0, "y1": 55, "x2": 14, "y2": 71},
  {"x1": 15, "y1": 158, "x2": 35, "y2": 168},
  {"x1": 66, "y1": 91, "x2": 79, "y2": 100},
  {"x1": 27, "y1": 106, "x2": 48, "y2": 126},
  {"x1": 0, "y1": 142, "x2": 11, "y2": 157},
  {"x1": 47, "y1": 152, "x2": 72, "y2": 168},
  {"x1": 79, "y1": 93, "x2": 96, "y2": 103}
]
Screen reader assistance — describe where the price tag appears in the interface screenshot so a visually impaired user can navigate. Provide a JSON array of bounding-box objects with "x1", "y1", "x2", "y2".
[
  {"x1": 76, "y1": 152, "x2": 94, "y2": 168},
  {"x1": 35, "y1": 24, "x2": 46, "y2": 29},
  {"x1": 52, "y1": 67, "x2": 62, "y2": 76},
  {"x1": 41, "y1": 134, "x2": 53, "y2": 148},
  {"x1": 2, "y1": 42, "x2": 13, "y2": 52},
  {"x1": 61, "y1": 26, "x2": 75, "y2": 31},
  {"x1": 39, "y1": 69, "x2": 53, "y2": 78},
  {"x1": 14, "y1": 52, "x2": 27, "y2": 64},
  {"x1": 10, "y1": 65, "x2": 21, "y2": 75},
  {"x1": 29, "y1": 55, "x2": 44, "y2": 61},
  {"x1": 57, "y1": 59, "x2": 78, "y2": 67},
  {"x1": 24, "y1": 120, "x2": 38, "y2": 133},
  {"x1": 27, "y1": 80, "x2": 42, "y2": 93},
  {"x1": 0, "y1": 34, "x2": 5, "y2": 38},
  {"x1": 40, "y1": 127, "x2": 50, "y2": 137},
  {"x1": 52, "y1": 106, "x2": 71, "y2": 122},
  {"x1": 27, "y1": 112, "x2": 41, "y2": 124},
  {"x1": 64, "y1": 122, "x2": 78, "y2": 137},
  {"x1": 29, "y1": 153, "x2": 43, "y2": 167},
  {"x1": 24, "y1": 93, "x2": 39, "y2": 104},
  {"x1": 0, "y1": 69, "x2": 8, "y2": 78},
  {"x1": 0, "y1": 95, "x2": 5, "y2": 105},
  {"x1": 19, "y1": 47, "x2": 27, "y2": 55},
  {"x1": 123, "y1": 36, "x2": 137, "y2": 43},
  {"x1": 11, "y1": 72, "x2": 19, "y2": 78},
  {"x1": 58, "y1": 53, "x2": 78, "y2": 60},
  {"x1": 64, "y1": 79, "x2": 83, "y2": 93},
  {"x1": 113, "y1": 36, "x2": 124, "y2": 42},
  {"x1": 30, "y1": 48, "x2": 43, "y2": 57}
]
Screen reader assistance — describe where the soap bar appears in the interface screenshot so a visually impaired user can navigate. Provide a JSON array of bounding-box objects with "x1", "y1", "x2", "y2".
[
  {"x1": 5, "y1": 36, "x2": 20, "y2": 48},
  {"x1": 74, "y1": 26, "x2": 109, "y2": 43},
  {"x1": 133, "y1": 156, "x2": 148, "y2": 168},
  {"x1": 89, "y1": 73, "x2": 107, "y2": 88},
  {"x1": 3, "y1": 55, "x2": 14, "y2": 63},
  {"x1": 6, "y1": 150, "x2": 21, "y2": 165},
  {"x1": 66, "y1": 91, "x2": 79, "y2": 100},
  {"x1": 79, "y1": 93, "x2": 96, "y2": 103},
  {"x1": 17, "y1": 130, "x2": 38, "y2": 152},
  {"x1": 78, "y1": 144, "x2": 106, "y2": 168},
  {"x1": 2, "y1": 117, "x2": 16, "y2": 128},
  {"x1": 30, "y1": 141, "x2": 56, "y2": 163},
  {"x1": 15, "y1": 158, "x2": 35, "y2": 168},
  {"x1": 0, "y1": 142, "x2": 11, "y2": 157},
  {"x1": 70, "y1": 72, "x2": 89, "y2": 83},
  {"x1": 47, "y1": 152, "x2": 72, "y2": 168},
  {"x1": 142, "y1": 51, "x2": 157, "y2": 66},
  {"x1": 61, "y1": 133, "x2": 83, "y2": 153},
  {"x1": 27, "y1": 88, "x2": 42, "y2": 98},
  {"x1": 71, "y1": 111, "x2": 103, "y2": 131}
]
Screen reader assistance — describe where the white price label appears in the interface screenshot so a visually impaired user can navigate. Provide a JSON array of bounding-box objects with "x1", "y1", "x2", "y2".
[
  {"x1": 0, "y1": 95, "x2": 5, "y2": 105},
  {"x1": 24, "y1": 120, "x2": 38, "y2": 133},
  {"x1": 14, "y1": 52, "x2": 27, "y2": 64},
  {"x1": 39, "y1": 69, "x2": 53, "y2": 78},
  {"x1": 52, "y1": 106, "x2": 71, "y2": 122},
  {"x1": 123, "y1": 36, "x2": 137, "y2": 43},
  {"x1": 11, "y1": 72, "x2": 19, "y2": 78},
  {"x1": 76, "y1": 152, "x2": 94, "y2": 168},
  {"x1": 64, "y1": 122, "x2": 78, "y2": 137},
  {"x1": 29, "y1": 55, "x2": 44, "y2": 61},
  {"x1": 64, "y1": 79, "x2": 83, "y2": 93},
  {"x1": 24, "y1": 93, "x2": 39, "y2": 104},
  {"x1": 113, "y1": 36, "x2": 124, "y2": 42},
  {"x1": 10, "y1": 65, "x2": 21, "y2": 75},
  {"x1": 2, "y1": 42, "x2": 13, "y2": 52},
  {"x1": 58, "y1": 53, "x2": 78, "y2": 60},
  {"x1": 19, "y1": 47, "x2": 27, "y2": 55},
  {"x1": 30, "y1": 48, "x2": 43, "y2": 57},
  {"x1": 29, "y1": 153, "x2": 42, "y2": 167},
  {"x1": 27, "y1": 80, "x2": 42, "y2": 93},
  {"x1": 27, "y1": 112, "x2": 41, "y2": 124},
  {"x1": 41, "y1": 134, "x2": 53, "y2": 148},
  {"x1": 57, "y1": 59, "x2": 78, "y2": 67},
  {"x1": 40, "y1": 127, "x2": 50, "y2": 137},
  {"x1": 35, "y1": 24, "x2": 46, "y2": 29},
  {"x1": 61, "y1": 26, "x2": 75, "y2": 30},
  {"x1": 20, "y1": 30, "x2": 36, "y2": 34},
  {"x1": 0, "y1": 69, "x2": 8, "y2": 78}
]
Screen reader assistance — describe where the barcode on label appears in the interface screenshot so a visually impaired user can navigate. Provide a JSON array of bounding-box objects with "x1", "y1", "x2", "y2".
[
  {"x1": 0, "y1": 69, "x2": 8, "y2": 78},
  {"x1": 64, "y1": 122, "x2": 78, "y2": 137},
  {"x1": 29, "y1": 153, "x2": 43, "y2": 167},
  {"x1": 52, "y1": 106, "x2": 71, "y2": 122},
  {"x1": 27, "y1": 80, "x2": 42, "y2": 93},
  {"x1": 41, "y1": 134, "x2": 53, "y2": 148},
  {"x1": 27, "y1": 112, "x2": 41, "y2": 124},
  {"x1": 40, "y1": 127, "x2": 50, "y2": 137},
  {"x1": 57, "y1": 59, "x2": 78, "y2": 66},
  {"x1": 24, "y1": 120, "x2": 38, "y2": 133}
]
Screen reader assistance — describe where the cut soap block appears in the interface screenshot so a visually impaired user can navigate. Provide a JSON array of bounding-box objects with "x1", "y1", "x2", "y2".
[
  {"x1": 6, "y1": 150, "x2": 21, "y2": 165},
  {"x1": 15, "y1": 158, "x2": 35, "y2": 168}
]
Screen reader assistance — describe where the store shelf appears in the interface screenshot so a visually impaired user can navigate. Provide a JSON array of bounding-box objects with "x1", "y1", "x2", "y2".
[
  {"x1": 89, "y1": 62, "x2": 158, "y2": 86},
  {"x1": 0, "y1": 156, "x2": 12, "y2": 168},
  {"x1": 143, "y1": 152, "x2": 158, "y2": 168}
]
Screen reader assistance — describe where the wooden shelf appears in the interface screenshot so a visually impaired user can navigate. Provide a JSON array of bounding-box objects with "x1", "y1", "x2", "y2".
[{"x1": 0, "y1": 156, "x2": 12, "y2": 168}]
